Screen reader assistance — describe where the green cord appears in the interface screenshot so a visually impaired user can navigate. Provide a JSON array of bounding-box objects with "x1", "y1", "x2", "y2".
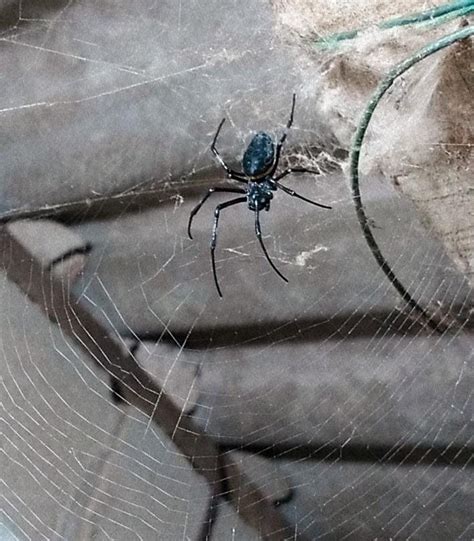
[
  {"x1": 417, "y1": 5, "x2": 474, "y2": 29},
  {"x1": 379, "y1": 0, "x2": 473, "y2": 28},
  {"x1": 315, "y1": 0, "x2": 474, "y2": 48},
  {"x1": 350, "y1": 25, "x2": 473, "y2": 329}
]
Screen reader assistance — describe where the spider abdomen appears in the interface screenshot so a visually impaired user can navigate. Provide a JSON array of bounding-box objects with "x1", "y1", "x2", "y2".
[{"x1": 242, "y1": 132, "x2": 275, "y2": 177}]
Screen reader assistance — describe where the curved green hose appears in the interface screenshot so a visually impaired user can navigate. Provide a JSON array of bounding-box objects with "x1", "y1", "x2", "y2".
[
  {"x1": 349, "y1": 25, "x2": 473, "y2": 329},
  {"x1": 316, "y1": 0, "x2": 474, "y2": 48},
  {"x1": 380, "y1": 0, "x2": 474, "y2": 27}
]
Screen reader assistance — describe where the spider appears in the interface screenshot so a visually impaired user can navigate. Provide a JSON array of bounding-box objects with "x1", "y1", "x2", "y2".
[{"x1": 188, "y1": 94, "x2": 331, "y2": 297}]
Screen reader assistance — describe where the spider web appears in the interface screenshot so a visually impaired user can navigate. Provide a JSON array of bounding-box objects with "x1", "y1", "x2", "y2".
[{"x1": 1, "y1": 1, "x2": 473, "y2": 540}]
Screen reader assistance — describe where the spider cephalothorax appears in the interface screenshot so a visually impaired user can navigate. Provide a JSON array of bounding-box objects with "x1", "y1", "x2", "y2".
[
  {"x1": 188, "y1": 94, "x2": 332, "y2": 297},
  {"x1": 247, "y1": 180, "x2": 274, "y2": 212}
]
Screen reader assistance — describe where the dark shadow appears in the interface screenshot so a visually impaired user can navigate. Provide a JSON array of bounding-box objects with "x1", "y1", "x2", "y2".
[
  {"x1": 135, "y1": 307, "x2": 473, "y2": 349},
  {"x1": 1, "y1": 1, "x2": 80, "y2": 32},
  {"x1": 220, "y1": 440, "x2": 474, "y2": 469},
  {"x1": 0, "y1": 170, "x2": 224, "y2": 225},
  {"x1": 0, "y1": 2, "x2": 19, "y2": 31},
  {"x1": 195, "y1": 494, "x2": 220, "y2": 541}
]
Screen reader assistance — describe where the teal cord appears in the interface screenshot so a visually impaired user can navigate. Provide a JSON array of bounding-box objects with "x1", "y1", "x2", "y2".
[
  {"x1": 350, "y1": 25, "x2": 473, "y2": 329},
  {"x1": 379, "y1": 0, "x2": 473, "y2": 29},
  {"x1": 315, "y1": 0, "x2": 474, "y2": 48},
  {"x1": 417, "y1": 5, "x2": 474, "y2": 28}
]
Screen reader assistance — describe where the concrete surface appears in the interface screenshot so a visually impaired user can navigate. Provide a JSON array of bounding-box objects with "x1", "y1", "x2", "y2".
[
  {"x1": 0, "y1": 0, "x2": 312, "y2": 211},
  {"x1": 0, "y1": 275, "x2": 212, "y2": 540},
  {"x1": 70, "y1": 171, "x2": 473, "y2": 539}
]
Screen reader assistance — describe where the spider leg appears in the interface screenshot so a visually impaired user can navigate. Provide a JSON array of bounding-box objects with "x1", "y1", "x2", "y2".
[
  {"x1": 211, "y1": 196, "x2": 247, "y2": 297},
  {"x1": 188, "y1": 187, "x2": 246, "y2": 239},
  {"x1": 254, "y1": 209, "x2": 288, "y2": 283},
  {"x1": 272, "y1": 179, "x2": 332, "y2": 210},
  {"x1": 283, "y1": 93, "x2": 296, "y2": 136},
  {"x1": 211, "y1": 118, "x2": 247, "y2": 183},
  {"x1": 270, "y1": 93, "x2": 296, "y2": 176}
]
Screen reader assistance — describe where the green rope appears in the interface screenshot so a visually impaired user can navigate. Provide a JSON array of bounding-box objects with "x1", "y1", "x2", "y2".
[
  {"x1": 315, "y1": 0, "x2": 474, "y2": 48},
  {"x1": 416, "y1": 4, "x2": 474, "y2": 28},
  {"x1": 350, "y1": 25, "x2": 474, "y2": 329}
]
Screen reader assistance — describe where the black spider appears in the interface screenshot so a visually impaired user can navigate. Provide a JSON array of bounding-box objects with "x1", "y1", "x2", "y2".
[{"x1": 188, "y1": 94, "x2": 331, "y2": 297}]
